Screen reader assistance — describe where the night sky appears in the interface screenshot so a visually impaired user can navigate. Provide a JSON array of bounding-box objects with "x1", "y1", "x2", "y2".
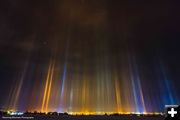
[{"x1": 0, "y1": 0, "x2": 180, "y2": 114}]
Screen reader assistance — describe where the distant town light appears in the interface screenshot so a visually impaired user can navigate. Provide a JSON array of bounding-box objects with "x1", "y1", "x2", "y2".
[{"x1": 7, "y1": 111, "x2": 24, "y2": 116}]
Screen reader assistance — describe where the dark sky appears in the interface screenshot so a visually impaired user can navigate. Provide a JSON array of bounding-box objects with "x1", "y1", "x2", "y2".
[{"x1": 0, "y1": 0, "x2": 180, "y2": 113}]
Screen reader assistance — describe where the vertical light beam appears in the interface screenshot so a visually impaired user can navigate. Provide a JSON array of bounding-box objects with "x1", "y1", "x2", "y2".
[{"x1": 41, "y1": 60, "x2": 55, "y2": 112}]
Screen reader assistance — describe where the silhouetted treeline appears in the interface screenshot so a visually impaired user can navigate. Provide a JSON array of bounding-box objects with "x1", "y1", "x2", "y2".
[{"x1": 0, "y1": 111, "x2": 165, "y2": 120}]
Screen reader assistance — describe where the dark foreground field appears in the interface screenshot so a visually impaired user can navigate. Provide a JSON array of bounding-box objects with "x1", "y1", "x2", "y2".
[{"x1": 0, "y1": 113, "x2": 165, "y2": 120}]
